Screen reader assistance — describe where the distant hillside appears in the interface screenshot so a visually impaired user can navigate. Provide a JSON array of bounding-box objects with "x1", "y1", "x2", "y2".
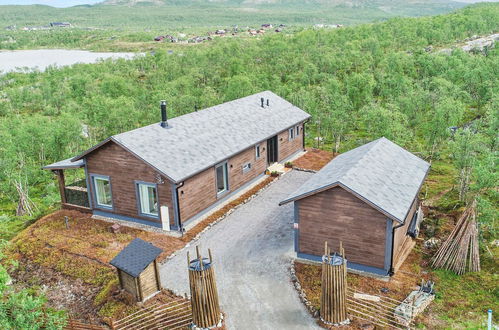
[{"x1": 0, "y1": 0, "x2": 467, "y2": 31}]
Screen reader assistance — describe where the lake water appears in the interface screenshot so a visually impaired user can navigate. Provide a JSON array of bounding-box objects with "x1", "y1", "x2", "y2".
[{"x1": 0, "y1": 49, "x2": 141, "y2": 74}]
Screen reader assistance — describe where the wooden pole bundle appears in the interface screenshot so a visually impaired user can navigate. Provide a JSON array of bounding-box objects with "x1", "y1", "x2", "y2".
[
  {"x1": 320, "y1": 241, "x2": 349, "y2": 325},
  {"x1": 188, "y1": 246, "x2": 221, "y2": 328},
  {"x1": 15, "y1": 179, "x2": 36, "y2": 216},
  {"x1": 432, "y1": 200, "x2": 480, "y2": 275}
]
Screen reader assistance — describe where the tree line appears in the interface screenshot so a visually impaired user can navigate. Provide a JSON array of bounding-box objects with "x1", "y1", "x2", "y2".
[{"x1": 0, "y1": 3, "x2": 497, "y2": 240}]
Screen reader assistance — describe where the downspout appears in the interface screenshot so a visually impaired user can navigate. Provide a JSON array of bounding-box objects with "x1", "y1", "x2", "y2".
[
  {"x1": 83, "y1": 159, "x2": 93, "y2": 209},
  {"x1": 174, "y1": 181, "x2": 184, "y2": 233},
  {"x1": 389, "y1": 221, "x2": 405, "y2": 276}
]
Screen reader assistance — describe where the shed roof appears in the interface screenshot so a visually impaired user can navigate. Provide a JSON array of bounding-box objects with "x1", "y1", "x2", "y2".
[
  {"x1": 280, "y1": 137, "x2": 430, "y2": 223},
  {"x1": 43, "y1": 157, "x2": 84, "y2": 170},
  {"x1": 71, "y1": 91, "x2": 310, "y2": 183},
  {"x1": 110, "y1": 238, "x2": 162, "y2": 278}
]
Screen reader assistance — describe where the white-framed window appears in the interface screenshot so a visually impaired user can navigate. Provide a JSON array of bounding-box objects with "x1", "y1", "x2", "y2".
[
  {"x1": 242, "y1": 162, "x2": 252, "y2": 173},
  {"x1": 296, "y1": 125, "x2": 300, "y2": 136},
  {"x1": 289, "y1": 127, "x2": 295, "y2": 141},
  {"x1": 136, "y1": 182, "x2": 158, "y2": 217},
  {"x1": 215, "y1": 162, "x2": 229, "y2": 195},
  {"x1": 92, "y1": 175, "x2": 112, "y2": 208},
  {"x1": 255, "y1": 144, "x2": 261, "y2": 159}
]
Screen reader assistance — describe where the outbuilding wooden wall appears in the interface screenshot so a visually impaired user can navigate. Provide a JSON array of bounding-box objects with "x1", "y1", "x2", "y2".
[
  {"x1": 139, "y1": 262, "x2": 161, "y2": 300},
  {"x1": 86, "y1": 141, "x2": 174, "y2": 226},
  {"x1": 297, "y1": 186, "x2": 388, "y2": 269},
  {"x1": 119, "y1": 270, "x2": 139, "y2": 300},
  {"x1": 392, "y1": 197, "x2": 418, "y2": 268},
  {"x1": 118, "y1": 263, "x2": 160, "y2": 302}
]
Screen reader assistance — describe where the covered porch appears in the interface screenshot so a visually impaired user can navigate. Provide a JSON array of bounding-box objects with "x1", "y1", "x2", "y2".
[{"x1": 43, "y1": 158, "x2": 91, "y2": 213}]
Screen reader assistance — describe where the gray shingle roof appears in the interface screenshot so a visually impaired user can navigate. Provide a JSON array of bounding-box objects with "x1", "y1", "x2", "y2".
[
  {"x1": 280, "y1": 138, "x2": 430, "y2": 223},
  {"x1": 110, "y1": 238, "x2": 162, "y2": 277},
  {"x1": 43, "y1": 157, "x2": 84, "y2": 170},
  {"x1": 73, "y1": 91, "x2": 310, "y2": 183}
]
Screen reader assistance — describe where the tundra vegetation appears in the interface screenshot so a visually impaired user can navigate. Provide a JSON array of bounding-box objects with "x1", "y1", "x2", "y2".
[
  {"x1": 0, "y1": 2, "x2": 497, "y2": 327},
  {"x1": 0, "y1": 0, "x2": 471, "y2": 51}
]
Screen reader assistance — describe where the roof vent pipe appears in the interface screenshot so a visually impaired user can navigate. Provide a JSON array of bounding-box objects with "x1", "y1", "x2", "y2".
[
  {"x1": 260, "y1": 97, "x2": 265, "y2": 108},
  {"x1": 160, "y1": 100, "x2": 168, "y2": 128},
  {"x1": 266, "y1": 99, "x2": 269, "y2": 107}
]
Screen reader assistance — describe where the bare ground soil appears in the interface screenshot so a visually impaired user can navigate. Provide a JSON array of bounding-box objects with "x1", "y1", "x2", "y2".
[{"x1": 293, "y1": 148, "x2": 336, "y2": 171}]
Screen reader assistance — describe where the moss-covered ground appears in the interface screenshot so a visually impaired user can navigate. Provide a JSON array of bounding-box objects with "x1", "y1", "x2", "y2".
[{"x1": 2, "y1": 175, "x2": 276, "y2": 325}]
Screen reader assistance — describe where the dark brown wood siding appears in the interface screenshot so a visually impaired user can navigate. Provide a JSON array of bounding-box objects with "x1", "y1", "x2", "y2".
[
  {"x1": 85, "y1": 141, "x2": 174, "y2": 226},
  {"x1": 278, "y1": 123, "x2": 304, "y2": 161},
  {"x1": 178, "y1": 143, "x2": 268, "y2": 222},
  {"x1": 393, "y1": 197, "x2": 418, "y2": 265},
  {"x1": 229, "y1": 142, "x2": 268, "y2": 191},
  {"x1": 298, "y1": 186, "x2": 388, "y2": 269}
]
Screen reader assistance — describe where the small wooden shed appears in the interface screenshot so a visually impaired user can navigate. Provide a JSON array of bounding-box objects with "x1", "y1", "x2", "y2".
[
  {"x1": 110, "y1": 238, "x2": 163, "y2": 302},
  {"x1": 280, "y1": 137, "x2": 430, "y2": 276}
]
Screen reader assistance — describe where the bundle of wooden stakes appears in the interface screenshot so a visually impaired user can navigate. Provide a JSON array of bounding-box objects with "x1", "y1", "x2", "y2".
[
  {"x1": 187, "y1": 246, "x2": 221, "y2": 328},
  {"x1": 320, "y1": 241, "x2": 348, "y2": 325},
  {"x1": 432, "y1": 200, "x2": 480, "y2": 275}
]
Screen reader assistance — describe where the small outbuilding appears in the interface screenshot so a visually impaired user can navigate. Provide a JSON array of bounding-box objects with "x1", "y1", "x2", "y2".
[
  {"x1": 110, "y1": 238, "x2": 163, "y2": 302},
  {"x1": 280, "y1": 137, "x2": 430, "y2": 276}
]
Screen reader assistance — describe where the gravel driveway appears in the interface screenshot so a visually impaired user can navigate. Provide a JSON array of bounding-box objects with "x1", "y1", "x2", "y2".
[{"x1": 160, "y1": 170, "x2": 319, "y2": 330}]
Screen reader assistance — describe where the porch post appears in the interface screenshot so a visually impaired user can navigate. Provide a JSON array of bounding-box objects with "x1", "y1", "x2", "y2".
[{"x1": 54, "y1": 169, "x2": 67, "y2": 204}]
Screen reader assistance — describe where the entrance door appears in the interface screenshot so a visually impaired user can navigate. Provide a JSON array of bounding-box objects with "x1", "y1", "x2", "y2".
[{"x1": 267, "y1": 135, "x2": 278, "y2": 164}]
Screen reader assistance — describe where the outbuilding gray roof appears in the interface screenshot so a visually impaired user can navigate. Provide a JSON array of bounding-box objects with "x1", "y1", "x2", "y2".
[
  {"x1": 110, "y1": 238, "x2": 162, "y2": 278},
  {"x1": 43, "y1": 157, "x2": 84, "y2": 170},
  {"x1": 72, "y1": 91, "x2": 310, "y2": 183},
  {"x1": 280, "y1": 137, "x2": 430, "y2": 223}
]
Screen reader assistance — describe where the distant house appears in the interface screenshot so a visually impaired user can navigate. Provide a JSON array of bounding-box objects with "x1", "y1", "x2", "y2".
[
  {"x1": 280, "y1": 138, "x2": 430, "y2": 276},
  {"x1": 261, "y1": 24, "x2": 273, "y2": 29},
  {"x1": 45, "y1": 92, "x2": 310, "y2": 232},
  {"x1": 50, "y1": 22, "x2": 71, "y2": 27}
]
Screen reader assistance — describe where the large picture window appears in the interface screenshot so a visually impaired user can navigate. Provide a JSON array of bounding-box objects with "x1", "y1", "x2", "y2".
[
  {"x1": 137, "y1": 182, "x2": 158, "y2": 217},
  {"x1": 93, "y1": 175, "x2": 112, "y2": 208},
  {"x1": 215, "y1": 162, "x2": 228, "y2": 195}
]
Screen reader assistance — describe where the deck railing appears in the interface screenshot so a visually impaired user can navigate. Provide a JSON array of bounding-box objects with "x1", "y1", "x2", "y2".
[{"x1": 64, "y1": 179, "x2": 90, "y2": 208}]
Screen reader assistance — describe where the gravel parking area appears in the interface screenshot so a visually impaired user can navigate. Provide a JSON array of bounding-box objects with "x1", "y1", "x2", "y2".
[{"x1": 160, "y1": 170, "x2": 319, "y2": 330}]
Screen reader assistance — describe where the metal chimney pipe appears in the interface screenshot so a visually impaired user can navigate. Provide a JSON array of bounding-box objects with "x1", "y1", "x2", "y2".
[
  {"x1": 260, "y1": 97, "x2": 265, "y2": 108},
  {"x1": 266, "y1": 99, "x2": 269, "y2": 107},
  {"x1": 160, "y1": 100, "x2": 168, "y2": 128}
]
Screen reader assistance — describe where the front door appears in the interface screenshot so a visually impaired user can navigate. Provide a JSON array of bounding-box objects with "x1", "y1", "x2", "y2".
[{"x1": 267, "y1": 135, "x2": 278, "y2": 164}]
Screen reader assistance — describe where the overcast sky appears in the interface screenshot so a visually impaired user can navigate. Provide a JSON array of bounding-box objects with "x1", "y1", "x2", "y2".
[
  {"x1": 0, "y1": 0, "x2": 103, "y2": 7},
  {"x1": 0, "y1": 0, "x2": 496, "y2": 8}
]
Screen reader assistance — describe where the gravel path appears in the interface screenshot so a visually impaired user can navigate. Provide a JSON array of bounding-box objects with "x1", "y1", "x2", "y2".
[{"x1": 160, "y1": 170, "x2": 319, "y2": 330}]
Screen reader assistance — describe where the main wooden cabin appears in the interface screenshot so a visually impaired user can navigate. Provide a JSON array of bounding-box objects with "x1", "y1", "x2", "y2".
[
  {"x1": 280, "y1": 138, "x2": 430, "y2": 276},
  {"x1": 44, "y1": 91, "x2": 310, "y2": 232}
]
